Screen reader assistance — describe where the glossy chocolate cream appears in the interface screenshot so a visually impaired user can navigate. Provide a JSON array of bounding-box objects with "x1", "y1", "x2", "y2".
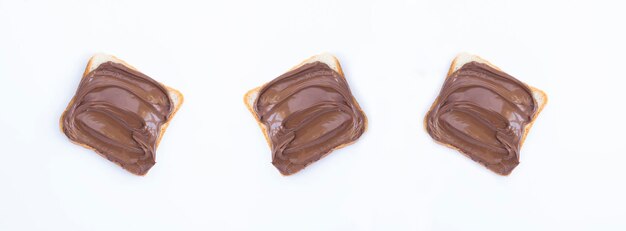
[
  {"x1": 62, "y1": 62, "x2": 173, "y2": 175},
  {"x1": 426, "y1": 61, "x2": 538, "y2": 175},
  {"x1": 253, "y1": 61, "x2": 366, "y2": 175}
]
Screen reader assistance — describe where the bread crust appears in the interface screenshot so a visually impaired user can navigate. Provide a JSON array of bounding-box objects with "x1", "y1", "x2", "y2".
[
  {"x1": 243, "y1": 53, "x2": 368, "y2": 175},
  {"x1": 425, "y1": 53, "x2": 547, "y2": 175},
  {"x1": 59, "y1": 54, "x2": 184, "y2": 175}
]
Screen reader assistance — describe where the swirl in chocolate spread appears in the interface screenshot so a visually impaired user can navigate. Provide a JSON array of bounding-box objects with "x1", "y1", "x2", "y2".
[
  {"x1": 426, "y1": 61, "x2": 537, "y2": 175},
  {"x1": 253, "y1": 61, "x2": 366, "y2": 175},
  {"x1": 62, "y1": 61, "x2": 173, "y2": 175}
]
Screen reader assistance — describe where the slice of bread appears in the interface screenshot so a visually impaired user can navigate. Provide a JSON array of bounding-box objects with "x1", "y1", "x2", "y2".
[
  {"x1": 60, "y1": 53, "x2": 184, "y2": 175},
  {"x1": 427, "y1": 53, "x2": 548, "y2": 174},
  {"x1": 243, "y1": 53, "x2": 367, "y2": 175}
]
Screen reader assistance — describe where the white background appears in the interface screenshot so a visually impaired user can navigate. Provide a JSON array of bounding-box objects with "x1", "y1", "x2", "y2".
[{"x1": 1, "y1": 0, "x2": 625, "y2": 230}]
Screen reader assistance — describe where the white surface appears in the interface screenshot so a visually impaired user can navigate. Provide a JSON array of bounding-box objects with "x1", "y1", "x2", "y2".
[{"x1": 1, "y1": 0, "x2": 625, "y2": 230}]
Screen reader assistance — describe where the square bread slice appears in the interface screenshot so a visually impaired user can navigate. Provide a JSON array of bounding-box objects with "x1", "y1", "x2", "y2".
[
  {"x1": 244, "y1": 53, "x2": 368, "y2": 175},
  {"x1": 60, "y1": 54, "x2": 183, "y2": 175},
  {"x1": 426, "y1": 53, "x2": 547, "y2": 175}
]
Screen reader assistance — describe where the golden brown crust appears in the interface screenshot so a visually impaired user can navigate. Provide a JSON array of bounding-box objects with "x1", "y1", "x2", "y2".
[
  {"x1": 425, "y1": 53, "x2": 547, "y2": 175},
  {"x1": 59, "y1": 54, "x2": 184, "y2": 175},
  {"x1": 155, "y1": 86, "x2": 184, "y2": 147},
  {"x1": 243, "y1": 86, "x2": 271, "y2": 146},
  {"x1": 521, "y1": 86, "x2": 547, "y2": 146},
  {"x1": 243, "y1": 53, "x2": 367, "y2": 175}
]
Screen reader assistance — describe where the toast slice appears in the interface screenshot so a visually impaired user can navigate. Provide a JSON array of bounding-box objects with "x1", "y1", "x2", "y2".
[
  {"x1": 426, "y1": 53, "x2": 547, "y2": 175},
  {"x1": 445, "y1": 53, "x2": 547, "y2": 146},
  {"x1": 60, "y1": 54, "x2": 183, "y2": 175},
  {"x1": 244, "y1": 53, "x2": 367, "y2": 175}
]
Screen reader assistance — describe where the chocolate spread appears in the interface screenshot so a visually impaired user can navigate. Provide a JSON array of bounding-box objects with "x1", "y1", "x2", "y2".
[
  {"x1": 426, "y1": 61, "x2": 538, "y2": 175},
  {"x1": 253, "y1": 61, "x2": 366, "y2": 175},
  {"x1": 62, "y1": 61, "x2": 174, "y2": 175}
]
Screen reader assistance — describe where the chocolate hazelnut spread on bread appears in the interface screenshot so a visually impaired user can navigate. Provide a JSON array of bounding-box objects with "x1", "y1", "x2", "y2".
[
  {"x1": 252, "y1": 61, "x2": 366, "y2": 175},
  {"x1": 62, "y1": 61, "x2": 174, "y2": 175},
  {"x1": 426, "y1": 61, "x2": 539, "y2": 175}
]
